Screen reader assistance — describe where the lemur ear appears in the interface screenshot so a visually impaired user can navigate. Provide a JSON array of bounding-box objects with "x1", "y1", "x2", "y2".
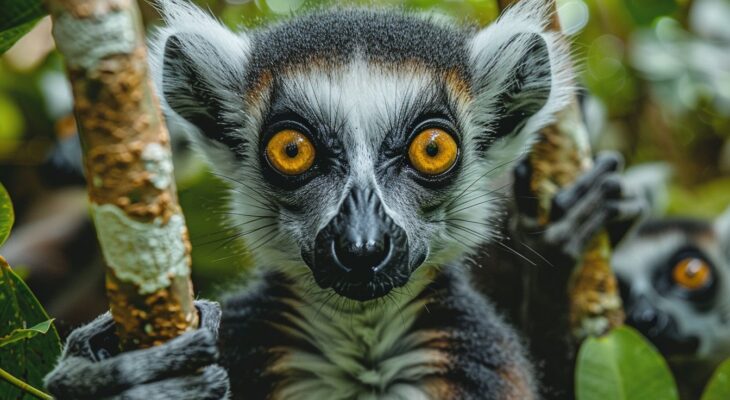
[
  {"x1": 467, "y1": 0, "x2": 572, "y2": 156},
  {"x1": 150, "y1": 0, "x2": 250, "y2": 153},
  {"x1": 474, "y1": 33, "x2": 551, "y2": 141}
]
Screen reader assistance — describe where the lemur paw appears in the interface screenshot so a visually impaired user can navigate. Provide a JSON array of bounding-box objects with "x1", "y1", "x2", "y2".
[
  {"x1": 512, "y1": 151, "x2": 647, "y2": 266},
  {"x1": 44, "y1": 300, "x2": 229, "y2": 400}
]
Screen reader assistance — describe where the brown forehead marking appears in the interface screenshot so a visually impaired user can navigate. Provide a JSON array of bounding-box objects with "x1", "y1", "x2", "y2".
[
  {"x1": 244, "y1": 69, "x2": 273, "y2": 105},
  {"x1": 443, "y1": 67, "x2": 473, "y2": 104},
  {"x1": 243, "y1": 58, "x2": 472, "y2": 108}
]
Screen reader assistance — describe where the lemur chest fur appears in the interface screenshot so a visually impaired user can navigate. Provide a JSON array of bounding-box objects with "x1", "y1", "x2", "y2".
[
  {"x1": 220, "y1": 269, "x2": 450, "y2": 400},
  {"x1": 218, "y1": 268, "x2": 535, "y2": 400}
]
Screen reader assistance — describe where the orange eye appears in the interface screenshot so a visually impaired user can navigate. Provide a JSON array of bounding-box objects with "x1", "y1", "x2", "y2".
[
  {"x1": 266, "y1": 129, "x2": 315, "y2": 175},
  {"x1": 408, "y1": 128, "x2": 458, "y2": 175},
  {"x1": 672, "y1": 257, "x2": 712, "y2": 290}
]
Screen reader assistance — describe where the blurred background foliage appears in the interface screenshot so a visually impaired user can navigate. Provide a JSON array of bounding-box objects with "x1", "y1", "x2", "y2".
[{"x1": 0, "y1": 0, "x2": 729, "y2": 334}]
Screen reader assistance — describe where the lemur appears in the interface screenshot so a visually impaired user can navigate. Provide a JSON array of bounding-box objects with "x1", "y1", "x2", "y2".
[
  {"x1": 610, "y1": 175, "x2": 730, "y2": 400},
  {"x1": 42, "y1": 1, "x2": 598, "y2": 399}
]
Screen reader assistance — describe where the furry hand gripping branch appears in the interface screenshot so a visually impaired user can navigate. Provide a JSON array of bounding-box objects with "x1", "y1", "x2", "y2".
[{"x1": 45, "y1": 1, "x2": 574, "y2": 398}]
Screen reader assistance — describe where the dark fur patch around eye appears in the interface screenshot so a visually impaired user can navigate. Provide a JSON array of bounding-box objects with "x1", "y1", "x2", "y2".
[{"x1": 162, "y1": 34, "x2": 247, "y2": 155}]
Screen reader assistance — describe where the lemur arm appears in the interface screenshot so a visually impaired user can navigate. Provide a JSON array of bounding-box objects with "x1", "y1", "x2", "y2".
[{"x1": 43, "y1": 301, "x2": 229, "y2": 400}]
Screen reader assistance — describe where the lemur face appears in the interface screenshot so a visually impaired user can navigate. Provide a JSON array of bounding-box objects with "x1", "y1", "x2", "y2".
[
  {"x1": 153, "y1": 1, "x2": 570, "y2": 301},
  {"x1": 613, "y1": 212, "x2": 730, "y2": 363}
]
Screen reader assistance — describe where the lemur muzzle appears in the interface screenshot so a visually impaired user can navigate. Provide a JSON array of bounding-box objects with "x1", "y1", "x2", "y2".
[{"x1": 311, "y1": 186, "x2": 410, "y2": 300}]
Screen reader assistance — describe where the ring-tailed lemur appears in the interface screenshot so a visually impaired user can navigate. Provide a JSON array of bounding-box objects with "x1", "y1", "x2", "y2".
[
  {"x1": 44, "y1": 1, "x2": 575, "y2": 399},
  {"x1": 613, "y1": 201, "x2": 730, "y2": 398}
]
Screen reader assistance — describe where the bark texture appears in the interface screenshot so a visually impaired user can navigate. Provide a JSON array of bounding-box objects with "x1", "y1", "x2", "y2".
[{"x1": 47, "y1": 0, "x2": 198, "y2": 349}]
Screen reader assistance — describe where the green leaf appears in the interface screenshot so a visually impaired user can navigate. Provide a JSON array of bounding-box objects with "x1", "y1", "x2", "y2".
[
  {"x1": 0, "y1": 319, "x2": 55, "y2": 349},
  {"x1": 0, "y1": 258, "x2": 61, "y2": 400},
  {"x1": 0, "y1": 182, "x2": 13, "y2": 247},
  {"x1": 0, "y1": 0, "x2": 46, "y2": 54},
  {"x1": 702, "y1": 359, "x2": 730, "y2": 400},
  {"x1": 575, "y1": 326, "x2": 679, "y2": 400}
]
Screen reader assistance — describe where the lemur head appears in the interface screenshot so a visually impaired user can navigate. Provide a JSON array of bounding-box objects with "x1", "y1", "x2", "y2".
[
  {"x1": 613, "y1": 207, "x2": 730, "y2": 364},
  {"x1": 152, "y1": 0, "x2": 571, "y2": 301}
]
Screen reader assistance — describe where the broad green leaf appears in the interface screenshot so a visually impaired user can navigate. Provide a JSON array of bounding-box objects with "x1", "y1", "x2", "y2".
[
  {"x1": 0, "y1": 183, "x2": 13, "y2": 247},
  {"x1": 0, "y1": 0, "x2": 46, "y2": 54},
  {"x1": 0, "y1": 319, "x2": 55, "y2": 349},
  {"x1": 702, "y1": 359, "x2": 730, "y2": 400},
  {"x1": 576, "y1": 326, "x2": 679, "y2": 400},
  {"x1": 0, "y1": 258, "x2": 61, "y2": 400}
]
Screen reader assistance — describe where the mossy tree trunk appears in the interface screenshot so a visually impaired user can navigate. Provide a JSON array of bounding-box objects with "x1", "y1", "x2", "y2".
[{"x1": 47, "y1": 0, "x2": 198, "y2": 350}]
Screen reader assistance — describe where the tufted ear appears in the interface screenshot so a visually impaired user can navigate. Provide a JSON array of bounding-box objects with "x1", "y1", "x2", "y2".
[
  {"x1": 149, "y1": 0, "x2": 251, "y2": 155},
  {"x1": 467, "y1": 0, "x2": 573, "y2": 157}
]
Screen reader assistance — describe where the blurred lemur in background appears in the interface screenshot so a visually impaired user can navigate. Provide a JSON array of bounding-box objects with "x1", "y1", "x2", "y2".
[
  {"x1": 480, "y1": 160, "x2": 730, "y2": 399},
  {"x1": 608, "y1": 167, "x2": 730, "y2": 399},
  {"x1": 41, "y1": 0, "x2": 647, "y2": 399}
]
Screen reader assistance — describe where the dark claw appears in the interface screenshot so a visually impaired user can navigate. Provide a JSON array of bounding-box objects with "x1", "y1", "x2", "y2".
[{"x1": 549, "y1": 152, "x2": 624, "y2": 222}]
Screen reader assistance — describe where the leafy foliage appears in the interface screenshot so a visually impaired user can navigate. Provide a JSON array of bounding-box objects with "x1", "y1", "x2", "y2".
[
  {"x1": 0, "y1": 258, "x2": 61, "y2": 399},
  {"x1": 0, "y1": 183, "x2": 12, "y2": 247},
  {"x1": 0, "y1": 183, "x2": 60, "y2": 399},
  {"x1": 575, "y1": 326, "x2": 679, "y2": 400},
  {"x1": 0, "y1": 0, "x2": 46, "y2": 54},
  {"x1": 0, "y1": 319, "x2": 55, "y2": 349},
  {"x1": 702, "y1": 359, "x2": 730, "y2": 400}
]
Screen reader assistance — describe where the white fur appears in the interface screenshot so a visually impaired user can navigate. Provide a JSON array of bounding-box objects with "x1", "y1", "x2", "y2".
[{"x1": 268, "y1": 267, "x2": 440, "y2": 399}]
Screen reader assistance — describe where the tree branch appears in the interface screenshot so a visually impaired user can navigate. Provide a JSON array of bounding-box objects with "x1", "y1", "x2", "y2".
[
  {"x1": 0, "y1": 367, "x2": 53, "y2": 400},
  {"x1": 47, "y1": 0, "x2": 198, "y2": 350}
]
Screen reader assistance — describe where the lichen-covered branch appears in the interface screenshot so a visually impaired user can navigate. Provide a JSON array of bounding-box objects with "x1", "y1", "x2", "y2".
[
  {"x1": 47, "y1": 0, "x2": 198, "y2": 349},
  {"x1": 499, "y1": 0, "x2": 624, "y2": 339}
]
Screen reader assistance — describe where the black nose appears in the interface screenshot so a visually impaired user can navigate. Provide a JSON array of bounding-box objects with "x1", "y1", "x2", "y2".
[
  {"x1": 329, "y1": 187, "x2": 394, "y2": 279},
  {"x1": 627, "y1": 296, "x2": 665, "y2": 337},
  {"x1": 334, "y1": 234, "x2": 391, "y2": 279},
  {"x1": 625, "y1": 296, "x2": 700, "y2": 356},
  {"x1": 311, "y1": 186, "x2": 406, "y2": 284}
]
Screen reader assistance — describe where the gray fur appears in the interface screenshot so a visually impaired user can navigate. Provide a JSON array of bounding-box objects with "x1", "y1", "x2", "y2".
[{"x1": 44, "y1": 301, "x2": 228, "y2": 399}]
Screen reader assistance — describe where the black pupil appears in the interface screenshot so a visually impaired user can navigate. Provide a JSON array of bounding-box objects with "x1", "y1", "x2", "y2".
[
  {"x1": 285, "y1": 142, "x2": 299, "y2": 158},
  {"x1": 426, "y1": 141, "x2": 439, "y2": 157}
]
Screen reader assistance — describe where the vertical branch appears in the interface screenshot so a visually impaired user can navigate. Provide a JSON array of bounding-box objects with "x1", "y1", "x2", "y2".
[
  {"x1": 498, "y1": 0, "x2": 624, "y2": 339},
  {"x1": 47, "y1": 0, "x2": 198, "y2": 349}
]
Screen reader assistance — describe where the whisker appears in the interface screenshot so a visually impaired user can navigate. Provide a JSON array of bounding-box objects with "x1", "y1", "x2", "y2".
[{"x1": 444, "y1": 156, "x2": 523, "y2": 209}]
